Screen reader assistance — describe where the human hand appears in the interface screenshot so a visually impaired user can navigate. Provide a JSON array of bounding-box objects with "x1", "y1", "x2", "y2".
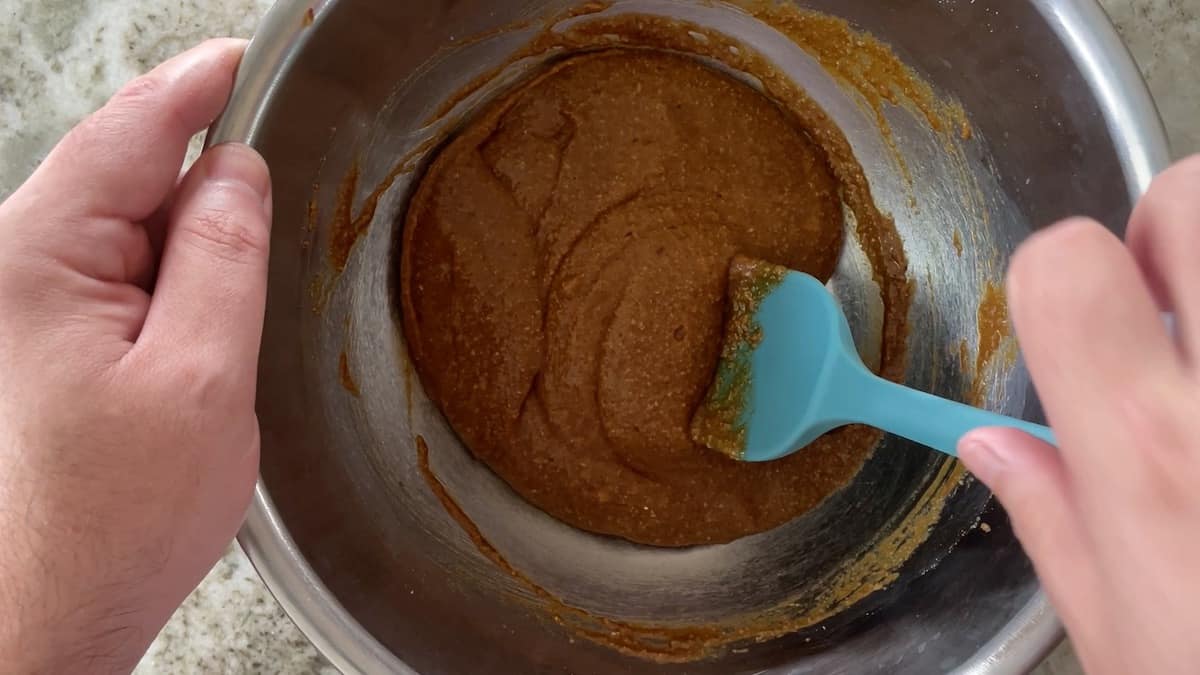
[
  {"x1": 0, "y1": 40, "x2": 269, "y2": 673},
  {"x1": 959, "y1": 157, "x2": 1200, "y2": 675}
]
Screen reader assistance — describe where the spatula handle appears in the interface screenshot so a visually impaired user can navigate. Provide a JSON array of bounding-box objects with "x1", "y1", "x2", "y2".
[{"x1": 848, "y1": 371, "x2": 1055, "y2": 457}]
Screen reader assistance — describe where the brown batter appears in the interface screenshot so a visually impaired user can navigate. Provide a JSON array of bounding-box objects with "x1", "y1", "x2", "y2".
[{"x1": 402, "y1": 49, "x2": 886, "y2": 547}]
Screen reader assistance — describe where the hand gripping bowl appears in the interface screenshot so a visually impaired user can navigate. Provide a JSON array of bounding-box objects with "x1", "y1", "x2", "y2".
[{"x1": 209, "y1": 1, "x2": 1167, "y2": 673}]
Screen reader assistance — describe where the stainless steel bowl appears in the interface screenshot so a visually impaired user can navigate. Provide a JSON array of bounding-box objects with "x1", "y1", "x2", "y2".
[{"x1": 210, "y1": 1, "x2": 1168, "y2": 673}]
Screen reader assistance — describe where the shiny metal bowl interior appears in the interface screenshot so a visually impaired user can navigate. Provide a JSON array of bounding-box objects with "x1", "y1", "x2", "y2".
[{"x1": 211, "y1": 0, "x2": 1167, "y2": 673}]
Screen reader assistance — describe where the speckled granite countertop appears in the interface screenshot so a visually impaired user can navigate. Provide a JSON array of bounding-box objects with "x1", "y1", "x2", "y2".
[{"x1": 1, "y1": 0, "x2": 1196, "y2": 673}]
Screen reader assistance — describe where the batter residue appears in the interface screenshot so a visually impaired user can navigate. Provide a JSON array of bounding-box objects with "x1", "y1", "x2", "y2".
[{"x1": 402, "y1": 48, "x2": 907, "y2": 547}]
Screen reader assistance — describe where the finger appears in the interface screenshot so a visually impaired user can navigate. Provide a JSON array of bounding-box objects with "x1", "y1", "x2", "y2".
[
  {"x1": 0, "y1": 199, "x2": 157, "y2": 289},
  {"x1": 137, "y1": 168, "x2": 191, "y2": 288},
  {"x1": 1126, "y1": 154, "x2": 1200, "y2": 359},
  {"x1": 1007, "y1": 218, "x2": 1184, "y2": 481},
  {"x1": 135, "y1": 143, "x2": 272, "y2": 393},
  {"x1": 958, "y1": 428, "x2": 1107, "y2": 647},
  {"x1": 25, "y1": 39, "x2": 247, "y2": 223},
  {"x1": 91, "y1": 217, "x2": 157, "y2": 290}
]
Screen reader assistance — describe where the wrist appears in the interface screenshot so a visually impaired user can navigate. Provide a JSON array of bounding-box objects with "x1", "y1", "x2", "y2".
[{"x1": 0, "y1": 474, "x2": 162, "y2": 674}]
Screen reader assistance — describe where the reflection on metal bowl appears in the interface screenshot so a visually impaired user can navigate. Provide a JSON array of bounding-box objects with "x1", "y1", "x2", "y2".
[{"x1": 210, "y1": 0, "x2": 1167, "y2": 673}]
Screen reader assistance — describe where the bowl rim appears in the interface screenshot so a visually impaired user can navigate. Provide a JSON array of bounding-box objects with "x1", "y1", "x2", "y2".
[{"x1": 214, "y1": 1, "x2": 1170, "y2": 673}]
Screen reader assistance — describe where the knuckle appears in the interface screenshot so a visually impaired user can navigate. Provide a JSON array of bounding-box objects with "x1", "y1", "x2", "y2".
[
  {"x1": 1009, "y1": 221, "x2": 1081, "y2": 291},
  {"x1": 130, "y1": 313, "x2": 256, "y2": 419},
  {"x1": 1098, "y1": 384, "x2": 1198, "y2": 512},
  {"x1": 1135, "y1": 159, "x2": 1200, "y2": 232},
  {"x1": 1116, "y1": 384, "x2": 1189, "y2": 457},
  {"x1": 1007, "y1": 219, "x2": 1128, "y2": 337},
  {"x1": 169, "y1": 352, "x2": 237, "y2": 411},
  {"x1": 1010, "y1": 218, "x2": 1112, "y2": 289},
  {"x1": 1042, "y1": 217, "x2": 1105, "y2": 251},
  {"x1": 1138, "y1": 175, "x2": 1200, "y2": 241},
  {"x1": 182, "y1": 202, "x2": 269, "y2": 264},
  {"x1": 63, "y1": 111, "x2": 113, "y2": 151},
  {"x1": 63, "y1": 76, "x2": 167, "y2": 150},
  {"x1": 98, "y1": 72, "x2": 192, "y2": 142},
  {"x1": 112, "y1": 73, "x2": 167, "y2": 109},
  {"x1": 1149, "y1": 154, "x2": 1200, "y2": 196}
]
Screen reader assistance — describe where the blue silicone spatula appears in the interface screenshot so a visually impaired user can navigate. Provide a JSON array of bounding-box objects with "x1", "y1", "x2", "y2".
[{"x1": 690, "y1": 257, "x2": 1055, "y2": 461}]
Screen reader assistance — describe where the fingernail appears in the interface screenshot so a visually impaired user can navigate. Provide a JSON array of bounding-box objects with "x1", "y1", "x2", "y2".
[
  {"x1": 206, "y1": 143, "x2": 271, "y2": 219},
  {"x1": 959, "y1": 437, "x2": 1007, "y2": 484}
]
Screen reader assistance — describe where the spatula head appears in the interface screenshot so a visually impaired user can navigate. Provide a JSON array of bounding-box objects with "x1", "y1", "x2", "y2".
[{"x1": 691, "y1": 257, "x2": 860, "y2": 462}]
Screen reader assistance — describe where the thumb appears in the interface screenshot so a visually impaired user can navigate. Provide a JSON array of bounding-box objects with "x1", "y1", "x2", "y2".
[
  {"x1": 136, "y1": 143, "x2": 272, "y2": 391},
  {"x1": 959, "y1": 427, "x2": 1102, "y2": 632}
]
